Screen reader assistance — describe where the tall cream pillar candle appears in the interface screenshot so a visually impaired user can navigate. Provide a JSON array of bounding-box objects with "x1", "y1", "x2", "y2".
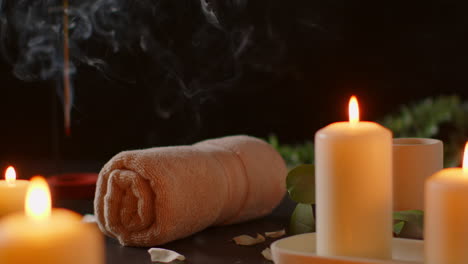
[
  {"x1": 315, "y1": 96, "x2": 393, "y2": 259},
  {"x1": 425, "y1": 142, "x2": 468, "y2": 264}
]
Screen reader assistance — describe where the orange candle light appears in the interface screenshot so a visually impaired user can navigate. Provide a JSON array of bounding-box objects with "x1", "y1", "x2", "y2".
[
  {"x1": 425, "y1": 141, "x2": 468, "y2": 264},
  {"x1": 0, "y1": 166, "x2": 29, "y2": 217},
  {"x1": 315, "y1": 96, "x2": 393, "y2": 259},
  {"x1": 0, "y1": 176, "x2": 104, "y2": 264}
]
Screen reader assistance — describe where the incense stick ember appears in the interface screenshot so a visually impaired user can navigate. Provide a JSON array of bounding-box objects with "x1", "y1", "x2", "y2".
[{"x1": 63, "y1": 0, "x2": 71, "y2": 136}]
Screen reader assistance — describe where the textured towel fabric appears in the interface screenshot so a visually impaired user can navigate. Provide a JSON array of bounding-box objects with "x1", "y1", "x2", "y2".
[{"x1": 94, "y1": 135, "x2": 287, "y2": 247}]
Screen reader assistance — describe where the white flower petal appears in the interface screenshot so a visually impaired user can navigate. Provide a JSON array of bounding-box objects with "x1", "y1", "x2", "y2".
[
  {"x1": 261, "y1": 248, "x2": 272, "y2": 261},
  {"x1": 148, "y1": 248, "x2": 185, "y2": 263},
  {"x1": 265, "y1": 229, "x2": 286, "y2": 238},
  {"x1": 82, "y1": 214, "x2": 97, "y2": 223},
  {"x1": 233, "y1": 233, "x2": 266, "y2": 246}
]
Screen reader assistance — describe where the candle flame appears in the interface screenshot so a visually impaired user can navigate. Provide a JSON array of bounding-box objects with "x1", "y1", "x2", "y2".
[
  {"x1": 25, "y1": 176, "x2": 51, "y2": 221},
  {"x1": 5, "y1": 166, "x2": 16, "y2": 185},
  {"x1": 463, "y1": 141, "x2": 468, "y2": 172},
  {"x1": 349, "y1": 96, "x2": 360, "y2": 124}
]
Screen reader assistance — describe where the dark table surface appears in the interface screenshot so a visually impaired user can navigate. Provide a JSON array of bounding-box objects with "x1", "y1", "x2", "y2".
[
  {"x1": 5, "y1": 159, "x2": 296, "y2": 264},
  {"x1": 59, "y1": 197, "x2": 295, "y2": 264},
  {"x1": 4, "y1": 160, "x2": 426, "y2": 263}
]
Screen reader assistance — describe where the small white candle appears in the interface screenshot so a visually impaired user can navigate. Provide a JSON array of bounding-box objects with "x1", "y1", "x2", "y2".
[
  {"x1": 425, "y1": 141, "x2": 468, "y2": 264},
  {"x1": 0, "y1": 166, "x2": 29, "y2": 217},
  {"x1": 0, "y1": 176, "x2": 104, "y2": 264},
  {"x1": 315, "y1": 96, "x2": 393, "y2": 259}
]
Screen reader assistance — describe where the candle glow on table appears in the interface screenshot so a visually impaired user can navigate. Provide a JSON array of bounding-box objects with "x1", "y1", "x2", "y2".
[
  {"x1": 0, "y1": 166, "x2": 29, "y2": 217},
  {"x1": 315, "y1": 96, "x2": 393, "y2": 259},
  {"x1": 0, "y1": 176, "x2": 104, "y2": 264},
  {"x1": 425, "y1": 141, "x2": 468, "y2": 264}
]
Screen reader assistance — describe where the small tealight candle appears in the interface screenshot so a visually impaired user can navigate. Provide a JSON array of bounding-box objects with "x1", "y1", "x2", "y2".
[
  {"x1": 425, "y1": 141, "x2": 468, "y2": 264},
  {"x1": 0, "y1": 176, "x2": 104, "y2": 264},
  {"x1": 0, "y1": 166, "x2": 29, "y2": 217}
]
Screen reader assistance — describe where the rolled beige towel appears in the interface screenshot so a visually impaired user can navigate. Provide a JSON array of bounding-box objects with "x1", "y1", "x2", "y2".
[{"x1": 94, "y1": 135, "x2": 287, "y2": 246}]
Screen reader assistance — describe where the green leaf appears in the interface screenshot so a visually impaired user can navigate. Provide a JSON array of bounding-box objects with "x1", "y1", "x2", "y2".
[
  {"x1": 393, "y1": 221, "x2": 405, "y2": 235},
  {"x1": 393, "y1": 210, "x2": 424, "y2": 227},
  {"x1": 267, "y1": 134, "x2": 279, "y2": 149},
  {"x1": 289, "y1": 203, "x2": 315, "y2": 235},
  {"x1": 286, "y1": 165, "x2": 315, "y2": 204},
  {"x1": 393, "y1": 210, "x2": 424, "y2": 239}
]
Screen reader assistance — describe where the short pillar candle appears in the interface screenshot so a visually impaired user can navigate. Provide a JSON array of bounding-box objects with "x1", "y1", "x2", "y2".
[
  {"x1": 425, "y1": 141, "x2": 468, "y2": 264},
  {"x1": 315, "y1": 96, "x2": 393, "y2": 259},
  {"x1": 393, "y1": 138, "x2": 443, "y2": 211},
  {"x1": 0, "y1": 176, "x2": 104, "y2": 264},
  {"x1": 0, "y1": 166, "x2": 29, "y2": 217}
]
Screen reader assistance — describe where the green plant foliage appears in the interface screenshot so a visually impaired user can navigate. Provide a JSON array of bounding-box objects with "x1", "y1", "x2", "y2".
[
  {"x1": 380, "y1": 95, "x2": 468, "y2": 167},
  {"x1": 286, "y1": 165, "x2": 315, "y2": 204},
  {"x1": 289, "y1": 203, "x2": 315, "y2": 235},
  {"x1": 393, "y1": 221, "x2": 405, "y2": 235},
  {"x1": 269, "y1": 95, "x2": 468, "y2": 167},
  {"x1": 393, "y1": 210, "x2": 424, "y2": 226},
  {"x1": 393, "y1": 210, "x2": 424, "y2": 239},
  {"x1": 268, "y1": 135, "x2": 314, "y2": 167},
  {"x1": 380, "y1": 96, "x2": 459, "y2": 138}
]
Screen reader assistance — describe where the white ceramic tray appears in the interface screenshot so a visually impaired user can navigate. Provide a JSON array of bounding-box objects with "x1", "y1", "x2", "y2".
[{"x1": 271, "y1": 233, "x2": 423, "y2": 264}]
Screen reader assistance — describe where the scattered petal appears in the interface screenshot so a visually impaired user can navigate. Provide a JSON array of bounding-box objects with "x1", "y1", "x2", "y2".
[
  {"x1": 261, "y1": 248, "x2": 272, "y2": 261},
  {"x1": 265, "y1": 229, "x2": 286, "y2": 238},
  {"x1": 148, "y1": 248, "x2": 185, "y2": 263},
  {"x1": 233, "y1": 233, "x2": 265, "y2": 246},
  {"x1": 82, "y1": 214, "x2": 97, "y2": 223}
]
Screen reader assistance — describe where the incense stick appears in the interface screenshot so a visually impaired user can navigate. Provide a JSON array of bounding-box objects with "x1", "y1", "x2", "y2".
[{"x1": 63, "y1": 0, "x2": 71, "y2": 136}]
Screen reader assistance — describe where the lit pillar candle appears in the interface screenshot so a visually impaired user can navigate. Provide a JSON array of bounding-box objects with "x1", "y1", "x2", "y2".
[
  {"x1": 0, "y1": 166, "x2": 29, "y2": 217},
  {"x1": 0, "y1": 176, "x2": 104, "y2": 264},
  {"x1": 315, "y1": 96, "x2": 393, "y2": 259},
  {"x1": 425, "y1": 142, "x2": 468, "y2": 264}
]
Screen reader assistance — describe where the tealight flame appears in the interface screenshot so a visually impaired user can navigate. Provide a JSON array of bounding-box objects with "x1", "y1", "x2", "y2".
[
  {"x1": 463, "y1": 141, "x2": 468, "y2": 172},
  {"x1": 5, "y1": 166, "x2": 16, "y2": 185},
  {"x1": 25, "y1": 176, "x2": 51, "y2": 221},
  {"x1": 349, "y1": 96, "x2": 360, "y2": 124}
]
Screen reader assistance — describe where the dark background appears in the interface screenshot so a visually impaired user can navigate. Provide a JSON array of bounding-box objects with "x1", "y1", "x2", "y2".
[{"x1": 1, "y1": 0, "x2": 467, "y2": 164}]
